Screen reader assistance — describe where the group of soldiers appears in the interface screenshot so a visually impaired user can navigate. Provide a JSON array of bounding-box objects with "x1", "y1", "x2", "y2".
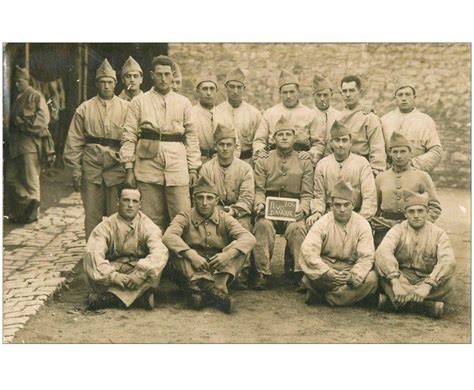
[{"x1": 7, "y1": 53, "x2": 456, "y2": 317}]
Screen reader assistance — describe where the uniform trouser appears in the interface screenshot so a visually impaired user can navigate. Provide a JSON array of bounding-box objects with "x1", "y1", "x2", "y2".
[
  {"x1": 302, "y1": 267, "x2": 379, "y2": 307},
  {"x1": 137, "y1": 181, "x2": 191, "y2": 233},
  {"x1": 171, "y1": 251, "x2": 246, "y2": 290},
  {"x1": 5, "y1": 152, "x2": 41, "y2": 216},
  {"x1": 252, "y1": 218, "x2": 307, "y2": 275},
  {"x1": 234, "y1": 215, "x2": 252, "y2": 270},
  {"x1": 85, "y1": 256, "x2": 163, "y2": 307},
  {"x1": 379, "y1": 269, "x2": 454, "y2": 304},
  {"x1": 81, "y1": 180, "x2": 119, "y2": 240}
]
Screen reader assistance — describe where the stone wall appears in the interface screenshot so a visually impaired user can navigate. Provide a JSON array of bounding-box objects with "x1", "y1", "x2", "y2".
[{"x1": 169, "y1": 43, "x2": 471, "y2": 189}]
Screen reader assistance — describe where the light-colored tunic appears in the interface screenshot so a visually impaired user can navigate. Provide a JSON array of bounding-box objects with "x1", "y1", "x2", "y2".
[
  {"x1": 311, "y1": 153, "x2": 377, "y2": 219},
  {"x1": 199, "y1": 158, "x2": 254, "y2": 217},
  {"x1": 120, "y1": 88, "x2": 201, "y2": 186},
  {"x1": 310, "y1": 106, "x2": 342, "y2": 165},
  {"x1": 381, "y1": 108, "x2": 442, "y2": 173},
  {"x1": 118, "y1": 89, "x2": 143, "y2": 102}
]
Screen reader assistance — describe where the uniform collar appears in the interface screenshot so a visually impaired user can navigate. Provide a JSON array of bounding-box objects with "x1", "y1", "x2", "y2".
[
  {"x1": 191, "y1": 207, "x2": 220, "y2": 227},
  {"x1": 151, "y1": 87, "x2": 173, "y2": 97},
  {"x1": 392, "y1": 164, "x2": 411, "y2": 173},
  {"x1": 117, "y1": 211, "x2": 141, "y2": 230},
  {"x1": 97, "y1": 95, "x2": 116, "y2": 106},
  {"x1": 276, "y1": 148, "x2": 294, "y2": 158}
]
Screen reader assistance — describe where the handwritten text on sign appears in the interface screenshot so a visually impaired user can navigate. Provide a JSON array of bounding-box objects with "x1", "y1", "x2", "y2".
[{"x1": 265, "y1": 197, "x2": 300, "y2": 222}]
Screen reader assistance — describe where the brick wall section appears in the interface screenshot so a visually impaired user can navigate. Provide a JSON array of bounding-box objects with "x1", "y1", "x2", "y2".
[{"x1": 169, "y1": 43, "x2": 471, "y2": 189}]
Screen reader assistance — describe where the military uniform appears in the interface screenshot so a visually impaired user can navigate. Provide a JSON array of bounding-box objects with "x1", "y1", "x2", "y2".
[
  {"x1": 253, "y1": 148, "x2": 314, "y2": 276},
  {"x1": 339, "y1": 104, "x2": 386, "y2": 175},
  {"x1": 83, "y1": 211, "x2": 169, "y2": 307},
  {"x1": 375, "y1": 219, "x2": 455, "y2": 304},
  {"x1": 312, "y1": 153, "x2": 377, "y2": 220},
  {"x1": 381, "y1": 108, "x2": 442, "y2": 173},
  {"x1": 300, "y1": 211, "x2": 378, "y2": 306},
  {"x1": 6, "y1": 67, "x2": 51, "y2": 222},
  {"x1": 120, "y1": 82, "x2": 201, "y2": 232},
  {"x1": 118, "y1": 56, "x2": 144, "y2": 102},
  {"x1": 253, "y1": 70, "x2": 315, "y2": 156},
  {"x1": 163, "y1": 206, "x2": 256, "y2": 283},
  {"x1": 64, "y1": 59, "x2": 130, "y2": 239},
  {"x1": 214, "y1": 67, "x2": 262, "y2": 164}
]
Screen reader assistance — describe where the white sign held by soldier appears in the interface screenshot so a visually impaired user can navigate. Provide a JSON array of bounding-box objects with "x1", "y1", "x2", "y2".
[{"x1": 265, "y1": 197, "x2": 299, "y2": 222}]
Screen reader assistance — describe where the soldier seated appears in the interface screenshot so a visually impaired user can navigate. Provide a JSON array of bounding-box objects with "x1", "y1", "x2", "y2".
[
  {"x1": 300, "y1": 180, "x2": 379, "y2": 307},
  {"x1": 375, "y1": 191, "x2": 455, "y2": 318},
  {"x1": 83, "y1": 186, "x2": 169, "y2": 310},
  {"x1": 162, "y1": 177, "x2": 256, "y2": 314}
]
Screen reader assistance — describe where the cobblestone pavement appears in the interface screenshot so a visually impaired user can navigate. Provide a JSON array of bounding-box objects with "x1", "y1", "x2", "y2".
[{"x1": 2, "y1": 193, "x2": 85, "y2": 343}]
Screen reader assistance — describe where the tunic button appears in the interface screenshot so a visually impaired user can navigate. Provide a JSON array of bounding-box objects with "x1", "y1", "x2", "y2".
[
  {"x1": 283, "y1": 172, "x2": 287, "y2": 176},
  {"x1": 397, "y1": 197, "x2": 400, "y2": 200},
  {"x1": 281, "y1": 186, "x2": 286, "y2": 190},
  {"x1": 397, "y1": 175, "x2": 401, "y2": 178},
  {"x1": 207, "y1": 232, "x2": 211, "y2": 236},
  {"x1": 397, "y1": 186, "x2": 401, "y2": 189},
  {"x1": 282, "y1": 160, "x2": 286, "y2": 163}
]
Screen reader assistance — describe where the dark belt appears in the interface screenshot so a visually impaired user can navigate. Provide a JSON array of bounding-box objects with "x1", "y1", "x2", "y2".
[
  {"x1": 85, "y1": 136, "x2": 121, "y2": 148},
  {"x1": 240, "y1": 149, "x2": 253, "y2": 160},
  {"x1": 266, "y1": 191, "x2": 299, "y2": 199},
  {"x1": 269, "y1": 143, "x2": 309, "y2": 152},
  {"x1": 200, "y1": 148, "x2": 216, "y2": 158},
  {"x1": 381, "y1": 210, "x2": 405, "y2": 220},
  {"x1": 139, "y1": 128, "x2": 185, "y2": 143}
]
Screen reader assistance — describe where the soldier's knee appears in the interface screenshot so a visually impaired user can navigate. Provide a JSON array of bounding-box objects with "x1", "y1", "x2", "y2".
[{"x1": 253, "y1": 218, "x2": 273, "y2": 235}]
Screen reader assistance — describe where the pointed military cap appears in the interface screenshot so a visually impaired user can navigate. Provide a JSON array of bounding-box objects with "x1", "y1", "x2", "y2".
[
  {"x1": 389, "y1": 131, "x2": 411, "y2": 150},
  {"x1": 312, "y1": 73, "x2": 332, "y2": 93},
  {"x1": 122, "y1": 56, "x2": 143, "y2": 76},
  {"x1": 15, "y1": 65, "x2": 30, "y2": 80},
  {"x1": 172, "y1": 60, "x2": 182, "y2": 78},
  {"x1": 394, "y1": 76, "x2": 416, "y2": 95},
  {"x1": 214, "y1": 122, "x2": 237, "y2": 143},
  {"x1": 225, "y1": 67, "x2": 246, "y2": 85},
  {"x1": 194, "y1": 176, "x2": 219, "y2": 196},
  {"x1": 331, "y1": 180, "x2": 354, "y2": 202},
  {"x1": 96, "y1": 59, "x2": 117, "y2": 81},
  {"x1": 274, "y1": 115, "x2": 295, "y2": 135},
  {"x1": 330, "y1": 119, "x2": 352, "y2": 139},
  {"x1": 403, "y1": 190, "x2": 429, "y2": 209},
  {"x1": 196, "y1": 69, "x2": 218, "y2": 89},
  {"x1": 278, "y1": 69, "x2": 299, "y2": 90}
]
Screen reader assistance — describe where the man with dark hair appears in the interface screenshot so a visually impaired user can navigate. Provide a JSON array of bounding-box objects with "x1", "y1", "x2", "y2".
[
  {"x1": 253, "y1": 70, "x2": 315, "y2": 161},
  {"x1": 118, "y1": 56, "x2": 143, "y2": 102},
  {"x1": 307, "y1": 119, "x2": 377, "y2": 227},
  {"x1": 84, "y1": 186, "x2": 169, "y2": 310},
  {"x1": 301, "y1": 180, "x2": 378, "y2": 307},
  {"x1": 120, "y1": 55, "x2": 201, "y2": 233},
  {"x1": 338, "y1": 74, "x2": 386, "y2": 176},
  {"x1": 6, "y1": 66, "x2": 52, "y2": 223},
  {"x1": 375, "y1": 191, "x2": 455, "y2": 318},
  {"x1": 381, "y1": 77, "x2": 443, "y2": 173},
  {"x1": 162, "y1": 176, "x2": 256, "y2": 314},
  {"x1": 65, "y1": 59, "x2": 130, "y2": 239},
  {"x1": 372, "y1": 132, "x2": 441, "y2": 247},
  {"x1": 213, "y1": 67, "x2": 262, "y2": 164},
  {"x1": 252, "y1": 116, "x2": 314, "y2": 289}
]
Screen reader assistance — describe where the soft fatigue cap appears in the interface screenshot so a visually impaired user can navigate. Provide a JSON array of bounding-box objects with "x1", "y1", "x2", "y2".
[
  {"x1": 331, "y1": 180, "x2": 354, "y2": 203},
  {"x1": 214, "y1": 123, "x2": 236, "y2": 143},
  {"x1": 225, "y1": 67, "x2": 246, "y2": 85},
  {"x1": 96, "y1": 59, "x2": 117, "y2": 81},
  {"x1": 122, "y1": 56, "x2": 142, "y2": 76},
  {"x1": 196, "y1": 69, "x2": 218, "y2": 89},
  {"x1": 394, "y1": 76, "x2": 416, "y2": 95},
  {"x1": 172, "y1": 60, "x2": 182, "y2": 78},
  {"x1": 15, "y1": 65, "x2": 30, "y2": 80},
  {"x1": 194, "y1": 176, "x2": 219, "y2": 196},
  {"x1": 312, "y1": 73, "x2": 332, "y2": 93},
  {"x1": 403, "y1": 190, "x2": 429, "y2": 209},
  {"x1": 279, "y1": 69, "x2": 299, "y2": 90},
  {"x1": 274, "y1": 115, "x2": 295, "y2": 135},
  {"x1": 389, "y1": 131, "x2": 411, "y2": 150},
  {"x1": 330, "y1": 119, "x2": 352, "y2": 139}
]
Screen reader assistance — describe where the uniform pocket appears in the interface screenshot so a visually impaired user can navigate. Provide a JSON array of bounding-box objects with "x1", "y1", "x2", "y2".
[{"x1": 137, "y1": 139, "x2": 159, "y2": 159}]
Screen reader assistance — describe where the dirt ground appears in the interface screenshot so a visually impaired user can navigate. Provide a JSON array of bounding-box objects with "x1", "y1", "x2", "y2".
[{"x1": 10, "y1": 187, "x2": 471, "y2": 344}]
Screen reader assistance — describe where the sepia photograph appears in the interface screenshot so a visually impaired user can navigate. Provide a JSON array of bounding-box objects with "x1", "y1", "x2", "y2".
[{"x1": 2, "y1": 42, "x2": 470, "y2": 344}]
